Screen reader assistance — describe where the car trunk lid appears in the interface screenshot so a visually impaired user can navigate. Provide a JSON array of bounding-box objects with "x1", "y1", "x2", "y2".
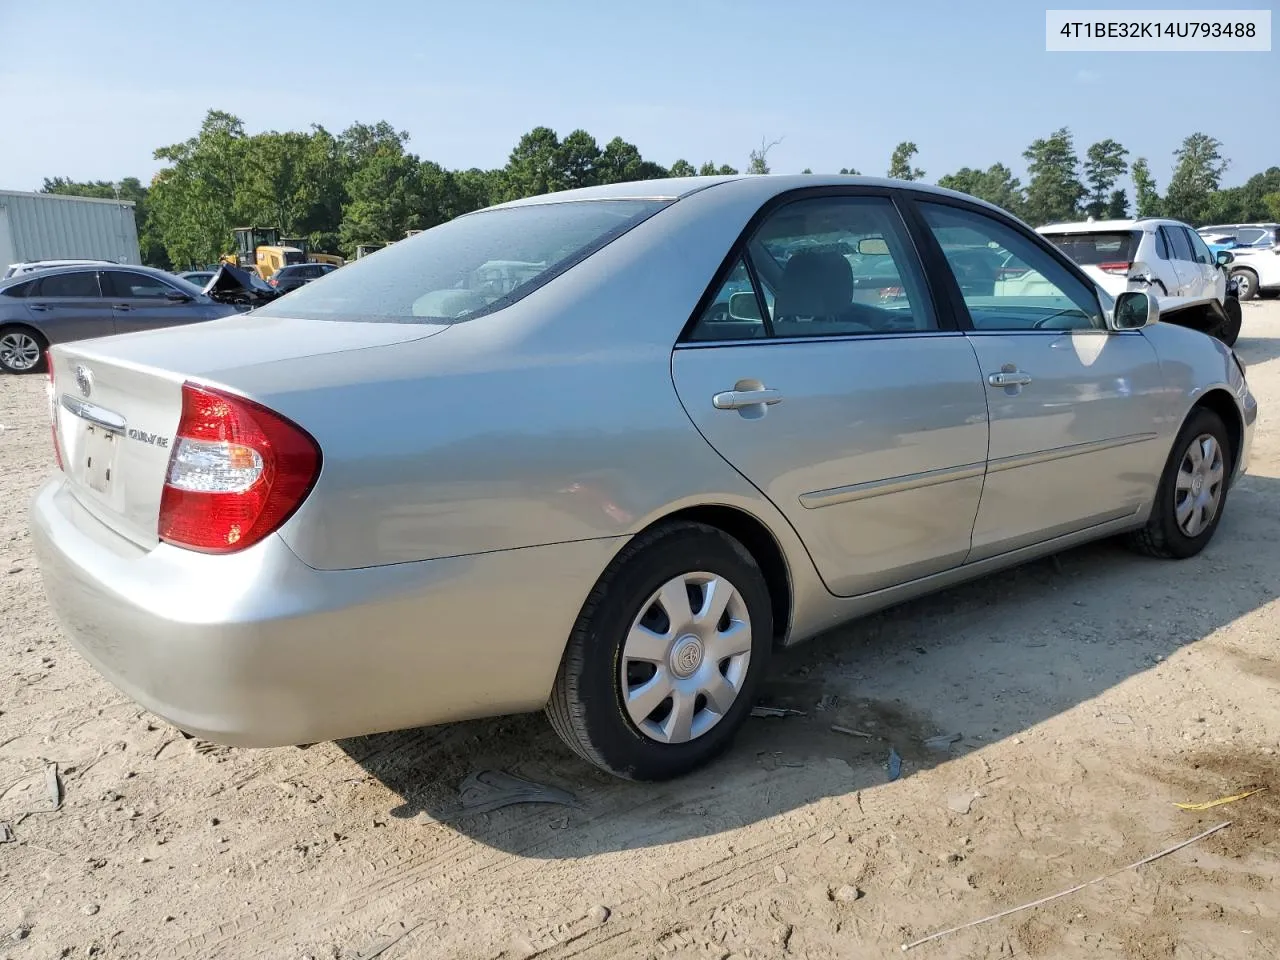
[{"x1": 48, "y1": 314, "x2": 446, "y2": 548}]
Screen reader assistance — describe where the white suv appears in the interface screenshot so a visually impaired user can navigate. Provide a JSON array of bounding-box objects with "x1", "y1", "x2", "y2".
[{"x1": 1038, "y1": 218, "x2": 1238, "y2": 342}]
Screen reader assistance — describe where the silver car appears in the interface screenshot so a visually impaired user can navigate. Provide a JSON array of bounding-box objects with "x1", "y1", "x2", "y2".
[
  {"x1": 29, "y1": 176, "x2": 1257, "y2": 781},
  {"x1": 0, "y1": 264, "x2": 238, "y2": 374}
]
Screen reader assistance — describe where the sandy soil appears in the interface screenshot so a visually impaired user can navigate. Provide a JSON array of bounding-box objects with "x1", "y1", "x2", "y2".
[{"x1": 2, "y1": 302, "x2": 1279, "y2": 960}]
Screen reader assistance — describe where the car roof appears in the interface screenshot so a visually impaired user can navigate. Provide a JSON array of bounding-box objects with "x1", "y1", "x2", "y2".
[
  {"x1": 486, "y1": 174, "x2": 1035, "y2": 228},
  {"x1": 0, "y1": 262, "x2": 200, "y2": 292},
  {"x1": 1039, "y1": 217, "x2": 1194, "y2": 233}
]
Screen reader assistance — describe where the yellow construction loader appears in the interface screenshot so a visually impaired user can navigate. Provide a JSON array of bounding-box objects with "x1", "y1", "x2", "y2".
[{"x1": 221, "y1": 227, "x2": 343, "y2": 281}]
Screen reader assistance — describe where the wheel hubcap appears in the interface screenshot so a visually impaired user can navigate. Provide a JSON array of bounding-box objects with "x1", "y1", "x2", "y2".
[
  {"x1": 620, "y1": 571, "x2": 752, "y2": 745},
  {"x1": 1236, "y1": 274, "x2": 1251, "y2": 295},
  {"x1": 0, "y1": 333, "x2": 40, "y2": 371},
  {"x1": 1175, "y1": 433, "x2": 1225, "y2": 538}
]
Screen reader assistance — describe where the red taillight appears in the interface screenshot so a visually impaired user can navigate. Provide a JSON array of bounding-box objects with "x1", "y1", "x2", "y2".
[
  {"x1": 269, "y1": 278, "x2": 278, "y2": 287},
  {"x1": 46, "y1": 351, "x2": 64, "y2": 471},
  {"x1": 1099, "y1": 261, "x2": 1132, "y2": 275},
  {"x1": 158, "y1": 382, "x2": 321, "y2": 554}
]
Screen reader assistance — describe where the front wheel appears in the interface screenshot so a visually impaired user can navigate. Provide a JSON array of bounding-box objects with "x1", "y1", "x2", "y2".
[
  {"x1": 1217, "y1": 297, "x2": 1243, "y2": 347},
  {"x1": 546, "y1": 522, "x2": 773, "y2": 781},
  {"x1": 1126, "y1": 408, "x2": 1232, "y2": 559},
  {"x1": 1231, "y1": 267, "x2": 1259, "y2": 302}
]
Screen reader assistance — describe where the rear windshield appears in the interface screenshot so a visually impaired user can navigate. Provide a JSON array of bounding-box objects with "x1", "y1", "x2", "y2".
[
  {"x1": 1043, "y1": 231, "x2": 1140, "y2": 264},
  {"x1": 255, "y1": 199, "x2": 671, "y2": 324}
]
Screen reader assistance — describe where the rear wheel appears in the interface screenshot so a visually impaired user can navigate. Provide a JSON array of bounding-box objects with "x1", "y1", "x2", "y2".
[
  {"x1": 0, "y1": 326, "x2": 47, "y2": 374},
  {"x1": 546, "y1": 522, "x2": 773, "y2": 781},
  {"x1": 1231, "y1": 267, "x2": 1259, "y2": 302},
  {"x1": 1126, "y1": 407, "x2": 1232, "y2": 559}
]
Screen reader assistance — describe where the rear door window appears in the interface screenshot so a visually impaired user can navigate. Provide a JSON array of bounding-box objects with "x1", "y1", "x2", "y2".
[
  {"x1": 1165, "y1": 226, "x2": 1195, "y2": 261},
  {"x1": 1236, "y1": 228, "x2": 1266, "y2": 247},
  {"x1": 32, "y1": 271, "x2": 102, "y2": 298}
]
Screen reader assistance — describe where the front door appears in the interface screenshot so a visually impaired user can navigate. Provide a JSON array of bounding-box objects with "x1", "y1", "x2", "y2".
[
  {"x1": 915, "y1": 200, "x2": 1167, "y2": 560},
  {"x1": 672, "y1": 193, "x2": 990, "y2": 598},
  {"x1": 105, "y1": 270, "x2": 202, "y2": 334}
]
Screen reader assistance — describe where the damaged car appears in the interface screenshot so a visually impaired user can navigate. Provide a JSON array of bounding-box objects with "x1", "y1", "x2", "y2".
[{"x1": 0, "y1": 264, "x2": 242, "y2": 374}]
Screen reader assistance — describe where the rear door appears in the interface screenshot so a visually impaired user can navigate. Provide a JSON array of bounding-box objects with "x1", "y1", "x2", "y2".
[
  {"x1": 914, "y1": 199, "x2": 1166, "y2": 560},
  {"x1": 105, "y1": 270, "x2": 205, "y2": 334},
  {"x1": 25, "y1": 270, "x2": 117, "y2": 342},
  {"x1": 671, "y1": 190, "x2": 990, "y2": 598}
]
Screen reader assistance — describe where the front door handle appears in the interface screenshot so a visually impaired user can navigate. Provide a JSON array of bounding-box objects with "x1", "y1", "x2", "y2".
[
  {"x1": 713, "y1": 387, "x2": 783, "y2": 410},
  {"x1": 28, "y1": 303, "x2": 49, "y2": 312},
  {"x1": 988, "y1": 371, "x2": 1032, "y2": 388},
  {"x1": 112, "y1": 304, "x2": 133, "y2": 311}
]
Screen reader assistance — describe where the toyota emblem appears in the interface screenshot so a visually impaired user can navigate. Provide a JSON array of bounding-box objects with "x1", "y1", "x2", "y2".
[{"x1": 74, "y1": 365, "x2": 93, "y2": 398}]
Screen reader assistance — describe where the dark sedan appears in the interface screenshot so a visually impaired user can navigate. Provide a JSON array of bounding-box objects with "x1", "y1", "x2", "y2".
[
  {"x1": 269, "y1": 262, "x2": 338, "y2": 294},
  {"x1": 0, "y1": 264, "x2": 240, "y2": 373}
]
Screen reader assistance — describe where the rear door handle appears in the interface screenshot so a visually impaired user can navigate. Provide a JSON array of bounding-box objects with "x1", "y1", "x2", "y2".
[
  {"x1": 713, "y1": 388, "x2": 783, "y2": 410},
  {"x1": 988, "y1": 371, "x2": 1032, "y2": 387},
  {"x1": 112, "y1": 304, "x2": 132, "y2": 311},
  {"x1": 28, "y1": 303, "x2": 49, "y2": 312}
]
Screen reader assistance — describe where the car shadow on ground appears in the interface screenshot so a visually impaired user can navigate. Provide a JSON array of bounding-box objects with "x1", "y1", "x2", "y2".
[
  {"x1": 337, "y1": 470, "x2": 1280, "y2": 858},
  {"x1": 1236, "y1": 322, "x2": 1280, "y2": 366}
]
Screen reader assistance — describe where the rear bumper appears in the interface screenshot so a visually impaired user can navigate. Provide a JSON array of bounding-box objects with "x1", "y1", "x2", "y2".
[{"x1": 29, "y1": 477, "x2": 624, "y2": 747}]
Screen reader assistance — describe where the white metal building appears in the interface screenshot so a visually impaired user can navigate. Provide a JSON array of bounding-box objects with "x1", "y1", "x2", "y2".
[{"x1": 0, "y1": 190, "x2": 141, "y2": 269}]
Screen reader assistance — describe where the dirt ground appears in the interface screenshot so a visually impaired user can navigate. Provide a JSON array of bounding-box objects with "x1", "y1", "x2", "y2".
[{"x1": 2, "y1": 303, "x2": 1279, "y2": 960}]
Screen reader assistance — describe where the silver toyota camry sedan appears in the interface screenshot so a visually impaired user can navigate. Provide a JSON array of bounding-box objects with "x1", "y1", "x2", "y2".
[{"x1": 30, "y1": 175, "x2": 1257, "y2": 780}]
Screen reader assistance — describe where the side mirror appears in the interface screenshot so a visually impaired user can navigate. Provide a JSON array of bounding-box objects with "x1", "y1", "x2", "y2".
[
  {"x1": 728, "y1": 291, "x2": 762, "y2": 321},
  {"x1": 1215, "y1": 250, "x2": 1234, "y2": 266},
  {"x1": 1112, "y1": 290, "x2": 1158, "y2": 330},
  {"x1": 165, "y1": 290, "x2": 193, "y2": 302},
  {"x1": 856, "y1": 237, "x2": 890, "y2": 256}
]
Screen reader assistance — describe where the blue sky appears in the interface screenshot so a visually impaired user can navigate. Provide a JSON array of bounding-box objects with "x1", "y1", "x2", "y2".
[{"x1": 0, "y1": 0, "x2": 1274, "y2": 193}]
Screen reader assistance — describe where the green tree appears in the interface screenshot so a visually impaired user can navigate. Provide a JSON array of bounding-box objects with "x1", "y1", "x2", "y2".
[
  {"x1": 1022, "y1": 127, "x2": 1084, "y2": 225},
  {"x1": 1083, "y1": 138, "x2": 1129, "y2": 218},
  {"x1": 149, "y1": 109, "x2": 249, "y2": 267},
  {"x1": 596, "y1": 136, "x2": 666, "y2": 183},
  {"x1": 801, "y1": 168, "x2": 813, "y2": 174},
  {"x1": 557, "y1": 129, "x2": 602, "y2": 189},
  {"x1": 1265, "y1": 192, "x2": 1280, "y2": 222},
  {"x1": 746, "y1": 136, "x2": 781, "y2": 175},
  {"x1": 698, "y1": 161, "x2": 738, "y2": 175},
  {"x1": 504, "y1": 126, "x2": 564, "y2": 198},
  {"x1": 668, "y1": 159, "x2": 697, "y2": 177},
  {"x1": 1106, "y1": 189, "x2": 1129, "y2": 219},
  {"x1": 936, "y1": 163, "x2": 1024, "y2": 216},
  {"x1": 339, "y1": 147, "x2": 423, "y2": 251},
  {"x1": 887, "y1": 141, "x2": 924, "y2": 181},
  {"x1": 1165, "y1": 133, "x2": 1229, "y2": 224},
  {"x1": 1131, "y1": 158, "x2": 1162, "y2": 217},
  {"x1": 838, "y1": 167, "x2": 861, "y2": 175}
]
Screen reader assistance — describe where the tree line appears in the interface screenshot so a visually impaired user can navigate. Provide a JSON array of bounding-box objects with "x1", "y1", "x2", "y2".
[{"x1": 40, "y1": 110, "x2": 1280, "y2": 271}]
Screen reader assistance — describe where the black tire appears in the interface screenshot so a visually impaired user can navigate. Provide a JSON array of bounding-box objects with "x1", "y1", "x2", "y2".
[
  {"x1": 1231, "y1": 267, "x2": 1259, "y2": 302},
  {"x1": 1217, "y1": 297, "x2": 1242, "y2": 348},
  {"x1": 0, "y1": 325, "x2": 48, "y2": 374},
  {"x1": 1126, "y1": 407, "x2": 1233, "y2": 560},
  {"x1": 546, "y1": 521, "x2": 773, "y2": 781}
]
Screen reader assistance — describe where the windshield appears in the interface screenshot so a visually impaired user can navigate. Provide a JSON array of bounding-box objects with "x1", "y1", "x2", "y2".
[
  {"x1": 1043, "y1": 230, "x2": 1141, "y2": 265},
  {"x1": 255, "y1": 199, "x2": 671, "y2": 324}
]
